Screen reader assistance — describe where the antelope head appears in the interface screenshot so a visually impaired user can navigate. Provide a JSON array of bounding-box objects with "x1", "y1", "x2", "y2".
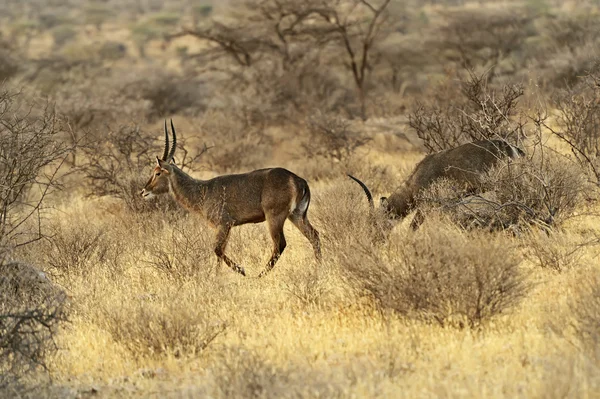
[{"x1": 141, "y1": 119, "x2": 177, "y2": 200}]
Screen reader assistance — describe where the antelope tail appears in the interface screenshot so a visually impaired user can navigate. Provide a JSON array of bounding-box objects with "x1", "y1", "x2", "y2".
[{"x1": 347, "y1": 174, "x2": 374, "y2": 209}]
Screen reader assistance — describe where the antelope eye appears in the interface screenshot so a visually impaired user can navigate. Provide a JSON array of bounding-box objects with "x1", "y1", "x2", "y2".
[{"x1": 156, "y1": 172, "x2": 161, "y2": 176}]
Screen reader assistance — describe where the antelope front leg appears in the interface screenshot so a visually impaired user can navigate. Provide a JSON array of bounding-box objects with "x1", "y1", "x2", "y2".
[{"x1": 214, "y1": 224, "x2": 246, "y2": 276}]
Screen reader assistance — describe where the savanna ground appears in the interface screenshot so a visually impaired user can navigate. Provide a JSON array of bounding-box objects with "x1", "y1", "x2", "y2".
[{"x1": 2, "y1": 0, "x2": 600, "y2": 397}]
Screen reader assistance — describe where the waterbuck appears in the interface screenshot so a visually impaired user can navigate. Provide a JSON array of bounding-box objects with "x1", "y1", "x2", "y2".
[
  {"x1": 141, "y1": 120, "x2": 321, "y2": 277},
  {"x1": 348, "y1": 139, "x2": 524, "y2": 228}
]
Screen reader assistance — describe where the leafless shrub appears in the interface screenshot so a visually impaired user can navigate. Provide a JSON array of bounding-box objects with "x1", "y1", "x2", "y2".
[
  {"x1": 145, "y1": 223, "x2": 214, "y2": 283},
  {"x1": 79, "y1": 124, "x2": 201, "y2": 213},
  {"x1": 122, "y1": 71, "x2": 205, "y2": 121},
  {"x1": 570, "y1": 272, "x2": 600, "y2": 361},
  {"x1": 44, "y1": 222, "x2": 124, "y2": 279},
  {"x1": 525, "y1": 231, "x2": 596, "y2": 271},
  {"x1": 409, "y1": 71, "x2": 525, "y2": 153},
  {"x1": 303, "y1": 112, "x2": 370, "y2": 168},
  {"x1": 342, "y1": 222, "x2": 529, "y2": 328},
  {"x1": 198, "y1": 110, "x2": 271, "y2": 173},
  {"x1": 206, "y1": 133, "x2": 270, "y2": 173},
  {"x1": 314, "y1": 182, "x2": 391, "y2": 253},
  {"x1": 544, "y1": 70, "x2": 600, "y2": 186},
  {"x1": 53, "y1": 78, "x2": 147, "y2": 167},
  {"x1": 417, "y1": 152, "x2": 585, "y2": 231},
  {"x1": 281, "y1": 264, "x2": 330, "y2": 308},
  {"x1": 0, "y1": 257, "x2": 68, "y2": 388},
  {"x1": 545, "y1": 42, "x2": 599, "y2": 91},
  {"x1": 543, "y1": 11, "x2": 600, "y2": 53},
  {"x1": 0, "y1": 88, "x2": 71, "y2": 249},
  {"x1": 100, "y1": 292, "x2": 225, "y2": 359}
]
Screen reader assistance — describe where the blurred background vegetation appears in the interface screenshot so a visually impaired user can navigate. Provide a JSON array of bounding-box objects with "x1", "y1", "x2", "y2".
[{"x1": 2, "y1": 1, "x2": 600, "y2": 396}]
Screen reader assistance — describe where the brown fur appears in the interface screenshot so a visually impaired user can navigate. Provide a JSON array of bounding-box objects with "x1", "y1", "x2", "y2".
[
  {"x1": 349, "y1": 139, "x2": 524, "y2": 228},
  {"x1": 141, "y1": 122, "x2": 321, "y2": 277}
]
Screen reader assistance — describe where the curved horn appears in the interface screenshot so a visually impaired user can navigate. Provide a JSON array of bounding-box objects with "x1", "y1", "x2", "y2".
[
  {"x1": 161, "y1": 120, "x2": 170, "y2": 161},
  {"x1": 347, "y1": 174, "x2": 374, "y2": 209},
  {"x1": 167, "y1": 119, "x2": 177, "y2": 161}
]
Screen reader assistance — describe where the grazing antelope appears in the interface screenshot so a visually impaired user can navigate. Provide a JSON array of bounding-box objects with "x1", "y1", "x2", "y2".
[
  {"x1": 141, "y1": 120, "x2": 321, "y2": 277},
  {"x1": 348, "y1": 139, "x2": 524, "y2": 228}
]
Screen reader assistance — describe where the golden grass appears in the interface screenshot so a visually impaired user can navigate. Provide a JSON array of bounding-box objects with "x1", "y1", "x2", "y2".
[{"x1": 16, "y1": 165, "x2": 599, "y2": 398}]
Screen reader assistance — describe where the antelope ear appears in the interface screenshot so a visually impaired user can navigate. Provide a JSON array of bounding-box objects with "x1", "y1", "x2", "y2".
[
  {"x1": 156, "y1": 156, "x2": 162, "y2": 166},
  {"x1": 160, "y1": 167, "x2": 170, "y2": 174}
]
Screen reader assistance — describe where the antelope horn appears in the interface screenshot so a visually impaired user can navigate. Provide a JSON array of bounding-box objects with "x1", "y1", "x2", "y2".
[
  {"x1": 347, "y1": 174, "x2": 374, "y2": 209},
  {"x1": 161, "y1": 119, "x2": 170, "y2": 161},
  {"x1": 167, "y1": 119, "x2": 177, "y2": 161}
]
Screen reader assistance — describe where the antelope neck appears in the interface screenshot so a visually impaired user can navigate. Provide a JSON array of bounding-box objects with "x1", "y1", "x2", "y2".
[{"x1": 167, "y1": 167, "x2": 207, "y2": 209}]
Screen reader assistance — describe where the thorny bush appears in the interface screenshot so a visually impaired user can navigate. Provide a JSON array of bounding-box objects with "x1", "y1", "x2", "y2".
[{"x1": 342, "y1": 221, "x2": 529, "y2": 328}]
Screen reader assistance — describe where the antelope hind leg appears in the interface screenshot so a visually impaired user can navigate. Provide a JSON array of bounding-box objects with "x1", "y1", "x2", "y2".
[
  {"x1": 289, "y1": 213, "x2": 321, "y2": 261},
  {"x1": 258, "y1": 215, "x2": 287, "y2": 278}
]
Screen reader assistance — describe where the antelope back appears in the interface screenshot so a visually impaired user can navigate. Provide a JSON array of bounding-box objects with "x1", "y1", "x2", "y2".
[
  {"x1": 386, "y1": 140, "x2": 521, "y2": 217},
  {"x1": 192, "y1": 168, "x2": 302, "y2": 224}
]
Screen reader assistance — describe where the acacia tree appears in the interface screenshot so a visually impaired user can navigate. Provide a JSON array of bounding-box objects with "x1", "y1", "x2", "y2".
[{"x1": 172, "y1": 0, "x2": 393, "y2": 120}]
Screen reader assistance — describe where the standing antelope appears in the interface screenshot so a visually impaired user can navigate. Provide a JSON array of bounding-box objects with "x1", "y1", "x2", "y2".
[
  {"x1": 141, "y1": 120, "x2": 322, "y2": 277},
  {"x1": 348, "y1": 139, "x2": 524, "y2": 228}
]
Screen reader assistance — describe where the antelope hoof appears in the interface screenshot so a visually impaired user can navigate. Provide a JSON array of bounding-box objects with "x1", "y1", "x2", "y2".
[{"x1": 234, "y1": 265, "x2": 246, "y2": 276}]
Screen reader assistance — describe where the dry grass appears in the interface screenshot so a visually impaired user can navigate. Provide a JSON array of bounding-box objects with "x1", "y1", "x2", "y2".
[
  {"x1": 5, "y1": 172, "x2": 597, "y2": 398},
  {"x1": 4, "y1": 1, "x2": 600, "y2": 397}
]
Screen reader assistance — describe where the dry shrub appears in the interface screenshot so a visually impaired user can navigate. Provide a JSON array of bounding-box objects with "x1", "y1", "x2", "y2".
[
  {"x1": 525, "y1": 231, "x2": 595, "y2": 271},
  {"x1": 543, "y1": 10, "x2": 600, "y2": 52},
  {"x1": 409, "y1": 70, "x2": 524, "y2": 153},
  {"x1": 302, "y1": 112, "x2": 370, "y2": 171},
  {"x1": 144, "y1": 222, "x2": 214, "y2": 282},
  {"x1": 281, "y1": 264, "x2": 331, "y2": 308},
  {"x1": 43, "y1": 221, "x2": 125, "y2": 279},
  {"x1": 197, "y1": 110, "x2": 271, "y2": 173},
  {"x1": 570, "y1": 271, "x2": 600, "y2": 362},
  {"x1": 79, "y1": 124, "x2": 199, "y2": 213},
  {"x1": 545, "y1": 70, "x2": 600, "y2": 185},
  {"x1": 122, "y1": 71, "x2": 205, "y2": 121},
  {"x1": 342, "y1": 222, "x2": 529, "y2": 328},
  {"x1": 417, "y1": 152, "x2": 585, "y2": 231},
  {"x1": 314, "y1": 181, "x2": 391, "y2": 253},
  {"x1": 0, "y1": 258, "x2": 68, "y2": 387},
  {"x1": 100, "y1": 291, "x2": 225, "y2": 359},
  {"x1": 0, "y1": 88, "x2": 70, "y2": 248}
]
